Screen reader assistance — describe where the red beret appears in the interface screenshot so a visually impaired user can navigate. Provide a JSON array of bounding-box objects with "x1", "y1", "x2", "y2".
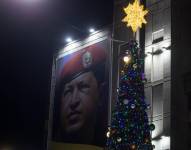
[{"x1": 59, "y1": 45, "x2": 106, "y2": 82}]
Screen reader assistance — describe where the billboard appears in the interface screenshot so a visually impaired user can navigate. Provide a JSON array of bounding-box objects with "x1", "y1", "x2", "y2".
[{"x1": 48, "y1": 30, "x2": 111, "y2": 150}]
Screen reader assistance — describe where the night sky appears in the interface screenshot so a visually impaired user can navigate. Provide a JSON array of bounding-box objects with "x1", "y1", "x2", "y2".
[{"x1": 0, "y1": 0, "x2": 114, "y2": 149}]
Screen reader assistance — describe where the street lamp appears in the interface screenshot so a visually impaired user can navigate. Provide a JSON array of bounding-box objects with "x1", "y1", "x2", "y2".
[
  {"x1": 65, "y1": 37, "x2": 72, "y2": 43},
  {"x1": 89, "y1": 28, "x2": 95, "y2": 33}
]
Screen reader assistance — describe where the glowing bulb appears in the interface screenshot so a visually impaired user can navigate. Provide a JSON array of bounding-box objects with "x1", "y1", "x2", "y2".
[
  {"x1": 66, "y1": 37, "x2": 72, "y2": 43},
  {"x1": 123, "y1": 55, "x2": 131, "y2": 64},
  {"x1": 89, "y1": 28, "x2": 95, "y2": 33}
]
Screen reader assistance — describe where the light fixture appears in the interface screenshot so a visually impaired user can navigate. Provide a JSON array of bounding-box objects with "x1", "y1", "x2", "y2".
[
  {"x1": 66, "y1": 37, "x2": 72, "y2": 43},
  {"x1": 162, "y1": 45, "x2": 171, "y2": 50},
  {"x1": 123, "y1": 55, "x2": 131, "y2": 64},
  {"x1": 89, "y1": 28, "x2": 95, "y2": 33},
  {"x1": 146, "y1": 49, "x2": 163, "y2": 56},
  {"x1": 161, "y1": 136, "x2": 170, "y2": 149},
  {"x1": 152, "y1": 49, "x2": 163, "y2": 55}
]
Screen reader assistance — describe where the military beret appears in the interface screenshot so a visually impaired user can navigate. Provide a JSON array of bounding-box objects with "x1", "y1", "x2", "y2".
[{"x1": 59, "y1": 45, "x2": 106, "y2": 83}]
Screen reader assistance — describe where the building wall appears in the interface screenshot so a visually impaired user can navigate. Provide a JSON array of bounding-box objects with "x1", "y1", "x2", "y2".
[
  {"x1": 144, "y1": 0, "x2": 171, "y2": 149},
  {"x1": 171, "y1": 0, "x2": 191, "y2": 149}
]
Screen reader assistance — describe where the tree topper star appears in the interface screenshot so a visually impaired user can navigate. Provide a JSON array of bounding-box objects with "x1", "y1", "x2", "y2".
[{"x1": 122, "y1": 0, "x2": 148, "y2": 33}]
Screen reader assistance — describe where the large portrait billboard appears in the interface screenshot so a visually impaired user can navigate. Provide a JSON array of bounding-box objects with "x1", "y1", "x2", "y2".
[{"x1": 48, "y1": 31, "x2": 111, "y2": 149}]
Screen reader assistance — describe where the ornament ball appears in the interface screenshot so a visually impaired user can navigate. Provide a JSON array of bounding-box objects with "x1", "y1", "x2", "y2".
[{"x1": 117, "y1": 137, "x2": 122, "y2": 142}]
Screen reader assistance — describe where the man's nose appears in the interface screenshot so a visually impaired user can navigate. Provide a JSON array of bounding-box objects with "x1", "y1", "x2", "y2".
[{"x1": 70, "y1": 87, "x2": 80, "y2": 109}]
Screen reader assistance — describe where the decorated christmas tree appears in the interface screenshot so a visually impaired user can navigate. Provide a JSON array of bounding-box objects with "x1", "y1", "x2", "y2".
[
  {"x1": 106, "y1": 41, "x2": 154, "y2": 150},
  {"x1": 106, "y1": 0, "x2": 154, "y2": 149}
]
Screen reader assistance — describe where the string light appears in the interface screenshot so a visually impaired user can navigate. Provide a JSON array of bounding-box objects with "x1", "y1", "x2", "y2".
[
  {"x1": 106, "y1": 41, "x2": 154, "y2": 150},
  {"x1": 123, "y1": 55, "x2": 131, "y2": 64}
]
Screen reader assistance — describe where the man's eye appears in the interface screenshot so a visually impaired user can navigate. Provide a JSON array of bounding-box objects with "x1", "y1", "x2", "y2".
[
  {"x1": 79, "y1": 83, "x2": 90, "y2": 91},
  {"x1": 63, "y1": 88, "x2": 72, "y2": 96}
]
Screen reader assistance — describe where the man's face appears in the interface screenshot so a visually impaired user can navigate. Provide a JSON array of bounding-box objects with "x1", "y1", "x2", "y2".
[{"x1": 60, "y1": 71, "x2": 99, "y2": 133}]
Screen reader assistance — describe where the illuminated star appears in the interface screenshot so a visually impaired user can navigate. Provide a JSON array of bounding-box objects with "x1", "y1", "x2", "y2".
[{"x1": 122, "y1": 0, "x2": 148, "y2": 33}]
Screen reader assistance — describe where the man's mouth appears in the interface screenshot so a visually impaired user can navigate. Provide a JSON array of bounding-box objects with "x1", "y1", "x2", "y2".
[{"x1": 67, "y1": 111, "x2": 81, "y2": 123}]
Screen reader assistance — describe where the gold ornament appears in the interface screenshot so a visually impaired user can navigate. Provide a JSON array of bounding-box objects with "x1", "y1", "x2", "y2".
[
  {"x1": 130, "y1": 144, "x2": 136, "y2": 149},
  {"x1": 145, "y1": 138, "x2": 149, "y2": 143},
  {"x1": 121, "y1": 70, "x2": 125, "y2": 75},
  {"x1": 122, "y1": 0, "x2": 148, "y2": 32},
  {"x1": 133, "y1": 64, "x2": 137, "y2": 69}
]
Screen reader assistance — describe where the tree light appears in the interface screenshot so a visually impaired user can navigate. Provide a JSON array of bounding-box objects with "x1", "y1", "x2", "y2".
[{"x1": 123, "y1": 55, "x2": 131, "y2": 64}]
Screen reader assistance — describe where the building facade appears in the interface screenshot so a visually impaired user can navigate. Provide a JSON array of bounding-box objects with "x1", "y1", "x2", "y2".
[{"x1": 144, "y1": 0, "x2": 171, "y2": 149}]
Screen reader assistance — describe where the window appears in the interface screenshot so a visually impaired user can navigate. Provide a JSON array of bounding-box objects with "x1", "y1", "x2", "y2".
[
  {"x1": 153, "y1": 84, "x2": 163, "y2": 118},
  {"x1": 152, "y1": 47, "x2": 164, "y2": 82},
  {"x1": 152, "y1": 29, "x2": 164, "y2": 44}
]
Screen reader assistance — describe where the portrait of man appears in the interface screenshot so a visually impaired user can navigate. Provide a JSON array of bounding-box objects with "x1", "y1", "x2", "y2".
[{"x1": 51, "y1": 43, "x2": 109, "y2": 147}]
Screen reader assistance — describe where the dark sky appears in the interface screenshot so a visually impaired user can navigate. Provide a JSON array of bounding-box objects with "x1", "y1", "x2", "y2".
[{"x1": 0, "y1": 0, "x2": 113, "y2": 149}]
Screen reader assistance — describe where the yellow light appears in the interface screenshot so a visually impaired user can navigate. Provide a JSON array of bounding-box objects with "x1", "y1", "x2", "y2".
[
  {"x1": 123, "y1": 56, "x2": 131, "y2": 64},
  {"x1": 122, "y1": 0, "x2": 148, "y2": 33}
]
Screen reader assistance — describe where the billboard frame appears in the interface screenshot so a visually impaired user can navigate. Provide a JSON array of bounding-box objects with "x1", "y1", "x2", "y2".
[{"x1": 47, "y1": 28, "x2": 113, "y2": 150}]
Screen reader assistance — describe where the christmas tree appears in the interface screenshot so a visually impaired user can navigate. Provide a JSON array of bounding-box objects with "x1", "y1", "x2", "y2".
[{"x1": 106, "y1": 40, "x2": 154, "y2": 150}]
